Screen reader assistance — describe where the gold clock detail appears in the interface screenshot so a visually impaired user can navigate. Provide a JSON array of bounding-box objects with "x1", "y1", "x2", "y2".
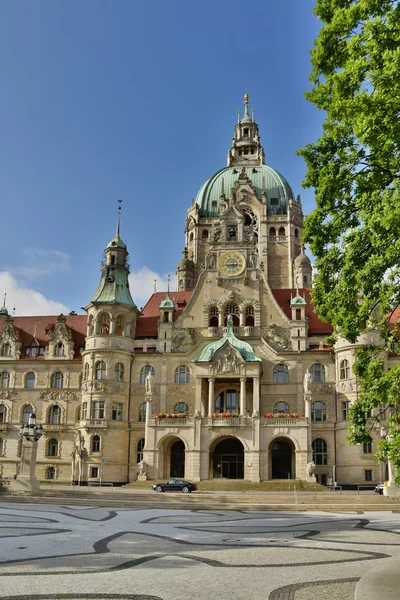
[{"x1": 218, "y1": 251, "x2": 246, "y2": 276}]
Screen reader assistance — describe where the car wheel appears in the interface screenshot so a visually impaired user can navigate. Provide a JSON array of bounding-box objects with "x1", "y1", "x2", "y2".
[
  {"x1": 155, "y1": 485, "x2": 162, "y2": 492},
  {"x1": 182, "y1": 486, "x2": 190, "y2": 493}
]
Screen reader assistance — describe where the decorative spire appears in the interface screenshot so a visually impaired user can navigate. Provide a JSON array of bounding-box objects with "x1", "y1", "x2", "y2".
[
  {"x1": 167, "y1": 273, "x2": 170, "y2": 294},
  {"x1": 227, "y1": 93, "x2": 264, "y2": 167},
  {"x1": 241, "y1": 93, "x2": 251, "y2": 123},
  {"x1": 116, "y1": 200, "x2": 122, "y2": 237},
  {"x1": 0, "y1": 293, "x2": 8, "y2": 317},
  {"x1": 154, "y1": 279, "x2": 157, "y2": 293}
]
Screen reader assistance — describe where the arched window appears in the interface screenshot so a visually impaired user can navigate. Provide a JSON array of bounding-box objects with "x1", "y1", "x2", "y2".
[
  {"x1": 84, "y1": 363, "x2": 90, "y2": 380},
  {"x1": 47, "y1": 439, "x2": 58, "y2": 457},
  {"x1": 46, "y1": 467, "x2": 56, "y2": 480},
  {"x1": 202, "y1": 229, "x2": 209, "y2": 239},
  {"x1": 273, "y1": 364, "x2": 289, "y2": 383},
  {"x1": 48, "y1": 405, "x2": 61, "y2": 424},
  {"x1": 55, "y1": 342, "x2": 64, "y2": 357},
  {"x1": 22, "y1": 405, "x2": 33, "y2": 424},
  {"x1": 273, "y1": 401, "x2": 289, "y2": 415},
  {"x1": 1, "y1": 343, "x2": 11, "y2": 356},
  {"x1": 50, "y1": 372, "x2": 64, "y2": 389},
  {"x1": 114, "y1": 363, "x2": 124, "y2": 381},
  {"x1": 215, "y1": 389, "x2": 239, "y2": 414},
  {"x1": 91, "y1": 435, "x2": 100, "y2": 452},
  {"x1": 138, "y1": 402, "x2": 147, "y2": 422},
  {"x1": 174, "y1": 365, "x2": 190, "y2": 384},
  {"x1": 25, "y1": 372, "x2": 36, "y2": 388},
  {"x1": 174, "y1": 402, "x2": 189, "y2": 415},
  {"x1": 278, "y1": 226, "x2": 285, "y2": 236},
  {"x1": 245, "y1": 306, "x2": 254, "y2": 327},
  {"x1": 294, "y1": 228, "x2": 299, "y2": 238},
  {"x1": 100, "y1": 313, "x2": 110, "y2": 335},
  {"x1": 116, "y1": 315, "x2": 125, "y2": 336},
  {"x1": 312, "y1": 438, "x2": 328, "y2": 465},
  {"x1": 209, "y1": 306, "x2": 219, "y2": 327},
  {"x1": 189, "y1": 232, "x2": 194, "y2": 242},
  {"x1": 270, "y1": 227, "x2": 276, "y2": 237},
  {"x1": 311, "y1": 401, "x2": 326, "y2": 422},
  {"x1": 78, "y1": 372, "x2": 83, "y2": 387},
  {"x1": 0, "y1": 404, "x2": 6, "y2": 423},
  {"x1": 340, "y1": 359, "x2": 350, "y2": 380},
  {"x1": 310, "y1": 363, "x2": 326, "y2": 382},
  {"x1": 76, "y1": 405, "x2": 81, "y2": 421},
  {"x1": 0, "y1": 437, "x2": 3, "y2": 454},
  {"x1": 137, "y1": 438, "x2": 145, "y2": 463},
  {"x1": 95, "y1": 361, "x2": 107, "y2": 380},
  {"x1": 224, "y1": 304, "x2": 239, "y2": 326},
  {"x1": 1, "y1": 372, "x2": 9, "y2": 389},
  {"x1": 140, "y1": 365, "x2": 155, "y2": 384}
]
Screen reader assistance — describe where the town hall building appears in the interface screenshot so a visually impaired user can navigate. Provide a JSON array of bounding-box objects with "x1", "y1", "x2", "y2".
[{"x1": 0, "y1": 95, "x2": 389, "y2": 486}]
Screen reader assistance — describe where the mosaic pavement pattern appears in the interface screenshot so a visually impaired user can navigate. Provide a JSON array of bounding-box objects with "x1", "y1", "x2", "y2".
[{"x1": 0, "y1": 503, "x2": 400, "y2": 599}]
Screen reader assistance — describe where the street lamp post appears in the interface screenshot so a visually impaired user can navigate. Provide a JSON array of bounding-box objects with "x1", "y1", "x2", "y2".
[
  {"x1": 380, "y1": 424, "x2": 396, "y2": 497},
  {"x1": 12, "y1": 413, "x2": 43, "y2": 492}
]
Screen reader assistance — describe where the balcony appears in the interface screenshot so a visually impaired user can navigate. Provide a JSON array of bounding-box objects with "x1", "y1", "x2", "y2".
[
  {"x1": 153, "y1": 417, "x2": 189, "y2": 426},
  {"x1": 79, "y1": 419, "x2": 107, "y2": 429},
  {"x1": 208, "y1": 327, "x2": 219, "y2": 337},
  {"x1": 207, "y1": 416, "x2": 248, "y2": 427},
  {"x1": 244, "y1": 326, "x2": 254, "y2": 337},
  {"x1": 262, "y1": 417, "x2": 308, "y2": 426},
  {"x1": 44, "y1": 424, "x2": 67, "y2": 431}
]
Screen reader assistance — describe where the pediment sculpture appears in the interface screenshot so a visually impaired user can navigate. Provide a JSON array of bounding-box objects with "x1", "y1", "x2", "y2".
[{"x1": 213, "y1": 344, "x2": 243, "y2": 374}]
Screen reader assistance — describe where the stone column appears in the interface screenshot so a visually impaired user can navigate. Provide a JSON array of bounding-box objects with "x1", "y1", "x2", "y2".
[
  {"x1": 240, "y1": 377, "x2": 247, "y2": 416},
  {"x1": 218, "y1": 311, "x2": 224, "y2": 327},
  {"x1": 239, "y1": 310, "x2": 245, "y2": 327},
  {"x1": 195, "y1": 377, "x2": 203, "y2": 415},
  {"x1": 208, "y1": 378, "x2": 215, "y2": 416},
  {"x1": 144, "y1": 396, "x2": 152, "y2": 447},
  {"x1": 12, "y1": 438, "x2": 40, "y2": 491},
  {"x1": 253, "y1": 377, "x2": 260, "y2": 416}
]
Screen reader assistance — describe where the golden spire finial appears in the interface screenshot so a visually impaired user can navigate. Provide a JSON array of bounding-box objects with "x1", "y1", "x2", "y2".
[{"x1": 244, "y1": 92, "x2": 249, "y2": 103}]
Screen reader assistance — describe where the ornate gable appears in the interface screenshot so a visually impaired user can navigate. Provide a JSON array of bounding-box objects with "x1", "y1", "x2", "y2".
[
  {"x1": 45, "y1": 314, "x2": 75, "y2": 360},
  {"x1": 0, "y1": 316, "x2": 22, "y2": 359}
]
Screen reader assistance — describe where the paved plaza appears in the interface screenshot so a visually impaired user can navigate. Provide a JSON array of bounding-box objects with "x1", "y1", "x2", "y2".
[{"x1": 0, "y1": 502, "x2": 400, "y2": 599}]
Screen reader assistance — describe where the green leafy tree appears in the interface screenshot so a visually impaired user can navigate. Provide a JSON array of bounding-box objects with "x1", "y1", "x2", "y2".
[{"x1": 299, "y1": 0, "x2": 400, "y2": 481}]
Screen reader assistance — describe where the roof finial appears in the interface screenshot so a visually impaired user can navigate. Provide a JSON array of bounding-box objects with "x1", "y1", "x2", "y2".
[
  {"x1": 0, "y1": 293, "x2": 8, "y2": 317},
  {"x1": 167, "y1": 273, "x2": 171, "y2": 294},
  {"x1": 116, "y1": 199, "x2": 122, "y2": 236},
  {"x1": 295, "y1": 275, "x2": 299, "y2": 296},
  {"x1": 154, "y1": 279, "x2": 157, "y2": 293},
  {"x1": 237, "y1": 108, "x2": 240, "y2": 124},
  {"x1": 252, "y1": 107, "x2": 255, "y2": 123}
]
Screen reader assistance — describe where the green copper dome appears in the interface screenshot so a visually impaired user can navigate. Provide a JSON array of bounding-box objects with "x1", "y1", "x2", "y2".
[
  {"x1": 193, "y1": 316, "x2": 262, "y2": 363},
  {"x1": 196, "y1": 165, "x2": 293, "y2": 218}
]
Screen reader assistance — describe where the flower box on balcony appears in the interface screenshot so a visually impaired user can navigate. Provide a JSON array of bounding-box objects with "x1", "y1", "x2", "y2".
[
  {"x1": 209, "y1": 413, "x2": 240, "y2": 418},
  {"x1": 156, "y1": 413, "x2": 187, "y2": 419},
  {"x1": 264, "y1": 413, "x2": 299, "y2": 418}
]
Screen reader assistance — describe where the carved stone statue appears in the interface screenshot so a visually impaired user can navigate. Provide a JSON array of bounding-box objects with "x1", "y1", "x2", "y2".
[
  {"x1": 248, "y1": 252, "x2": 257, "y2": 268},
  {"x1": 207, "y1": 253, "x2": 216, "y2": 269},
  {"x1": 137, "y1": 460, "x2": 147, "y2": 476},
  {"x1": 213, "y1": 224, "x2": 222, "y2": 242},
  {"x1": 307, "y1": 461, "x2": 316, "y2": 477},
  {"x1": 145, "y1": 371, "x2": 155, "y2": 396},
  {"x1": 303, "y1": 371, "x2": 312, "y2": 394}
]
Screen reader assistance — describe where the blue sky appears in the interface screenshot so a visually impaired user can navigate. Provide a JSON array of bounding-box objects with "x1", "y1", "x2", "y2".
[{"x1": 0, "y1": 0, "x2": 324, "y2": 315}]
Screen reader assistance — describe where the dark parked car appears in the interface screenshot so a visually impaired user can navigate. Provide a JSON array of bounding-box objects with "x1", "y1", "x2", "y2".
[
  {"x1": 152, "y1": 479, "x2": 197, "y2": 493},
  {"x1": 375, "y1": 483, "x2": 384, "y2": 495}
]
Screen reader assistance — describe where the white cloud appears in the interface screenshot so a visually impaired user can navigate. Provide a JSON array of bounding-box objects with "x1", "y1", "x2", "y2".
[
  {"x1": 129, "y1": 267, "x2": 175, "y2": 308},
  {"x1": 0, "y1": 272, "x2": 70, "y2": 316},
  {"x1": 17, "y1": 248, "x2": 71, "y2": 280}
]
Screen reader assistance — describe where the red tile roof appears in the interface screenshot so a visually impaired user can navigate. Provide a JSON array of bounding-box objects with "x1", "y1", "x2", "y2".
[
  {"x1": 0, "y1": 315, "x2": 87, "y2": 359},
  {"x1": 271, "y1": 289, "x2": 333, "y2": 335},
  {"x1": 136, "y1": 292, "x2": 193, "y2": 338}
]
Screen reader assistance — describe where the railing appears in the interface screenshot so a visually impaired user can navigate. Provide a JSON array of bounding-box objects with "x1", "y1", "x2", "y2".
[
  {"x1": 154, "y1": 418, "x2": 188, "y2": 426},
  {"x1": 263, "y1": 417, "x2": 308, "y2": 426},
  {"x1": 44, "y1": 424, "x2": 66, "y2": 431},
  {"x1": 244, "y1": 326, "x2": 254, "y2": 336},
  {"x1": 223, "y1": 326, "x2": 239, "y2": 335},
  {"x1": 357, "y1": 485, "x2": 376, "y2": 494},
  {"x1": 208, "y1": 327, "x2": 219, "y2": 337},
  {"x1": 80, "y1": 419, "x2": 107, "y2": 428},
  {"x1": 207, "y1": 416, "x2": 247, "y2": 426}
]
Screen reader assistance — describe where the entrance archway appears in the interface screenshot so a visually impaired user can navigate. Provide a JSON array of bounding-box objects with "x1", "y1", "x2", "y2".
[
  {"x1": 212, "y1": 437, "x2": 244, "y2": 479},
  {"x1": 271, "y1": 440, "x2": 293, "y2": 479},
  {"x1": 170, "y1": 440, "x2": 185, "y2": 477}
]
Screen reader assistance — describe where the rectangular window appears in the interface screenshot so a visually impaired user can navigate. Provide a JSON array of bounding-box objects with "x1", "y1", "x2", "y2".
[
  {"x1": 92, "y1": 401, "x2": 105, "y2": 419},
  {"x1": 112, "y1": 402, "x2": 123, "y2": 421},
  {"x1": 90, "y1": 466, "x2": 99, "y2": 478},
  {"x1": 365, "y1": 469, "x2": 372, "y2": 481},
  {"x1": 342, "y1": 401, "x2": 350, "y2": 420},
  {"x1": 82, "y1": 402, "x2": 87, "y2": 420},
  {"x1": 363, "y1": 442, "x2": 372, "y2": 454}
]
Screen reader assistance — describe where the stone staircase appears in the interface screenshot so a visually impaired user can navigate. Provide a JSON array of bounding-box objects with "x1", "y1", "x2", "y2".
[{"x1": 1, "y1": 487, "x2": 399, "y2": 511}]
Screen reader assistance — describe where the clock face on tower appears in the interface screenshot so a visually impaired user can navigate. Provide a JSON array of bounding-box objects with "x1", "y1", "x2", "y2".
[{"x1": 218, "y1": 251, "x2": 246, "y2": 276}]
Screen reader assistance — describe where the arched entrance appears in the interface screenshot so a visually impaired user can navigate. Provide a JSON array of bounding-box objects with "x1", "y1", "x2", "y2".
[
  {"x1": 170, "y1": 440, "x2": 185, "y2": 477},
  {"x1": 271, "y1": 439, "x2": 293, "y2": 479},
  {"x1": 212, "y1": 437, "x2": 244, "y2": 479}
]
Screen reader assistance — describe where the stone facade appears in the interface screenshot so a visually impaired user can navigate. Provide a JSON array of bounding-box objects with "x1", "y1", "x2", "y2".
[{"x1": 0, "y1": 95, "x2": 389, "y2": 487}]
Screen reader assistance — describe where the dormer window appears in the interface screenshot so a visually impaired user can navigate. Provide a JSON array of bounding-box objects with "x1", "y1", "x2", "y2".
[
  {"x1": 26, "y1": 347, "x2": 44, "y2": 357},
  {"x1": 1, "y1": 343, "x2": 10, "y2": 357},
  {"x1": 55, "y1": 342, "x2": 64, "y2": 357}
]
